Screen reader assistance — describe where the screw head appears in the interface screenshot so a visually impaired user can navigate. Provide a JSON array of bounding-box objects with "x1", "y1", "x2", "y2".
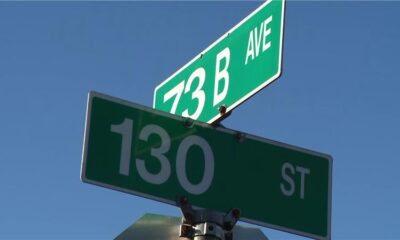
[
  {"x1": 219, "y1": 104, "x2": 227, "y2": 115},
  {"x1": 235, "y1": 132, "x2": 245, "y2": 142},
  {"x1": 179, "y1": 196, "x2": 188, "y2": 205},
  {"x1": 184, "y1": 118, "x2": 194, "y2": 128},
  {"x1": 232, "y1": 208, "x2": 241, "y2": 219}
]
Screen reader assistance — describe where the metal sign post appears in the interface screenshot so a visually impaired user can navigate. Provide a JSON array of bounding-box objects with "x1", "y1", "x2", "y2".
[
  {"x1": 115, "y1": 213, "x2": 268, "y2": 240},
  {"x1": 177, "y1": 196, "x2": 240, "y2": 240}
]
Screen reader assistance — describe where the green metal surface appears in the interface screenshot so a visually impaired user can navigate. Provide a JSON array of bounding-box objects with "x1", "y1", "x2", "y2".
[
  {"x1": 154, "y1": 0, "x2": 285, "y2": 124},
  {"x1": 82, "y1": 91, "x2": 331, "y2": 239}
]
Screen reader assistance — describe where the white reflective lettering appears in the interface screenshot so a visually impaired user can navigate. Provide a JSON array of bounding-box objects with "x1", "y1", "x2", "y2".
[
  {"x1": 136, "y1": 124, "x2": 171, "y2": 185},
  {"x1": 176, "y1": 135, "x2": 214, "y2": 195},
  {"x1": 262, "y1": 16, "x2": 272, "y2": 52},
  {"x1": 280, "y1": 162, "x2": 295, "y2": 197},
  {"x1": 110, "y1": 119, "x2": 215, "y2": 194},
  {"x1": 213, "y1": 47, "x2": 230, "y2": 106},
  {"x1": 163, "y1": 80, "x2": 185, "y2": 114},
  {"x1": 281, "y1": 162, "x2": 311, "y2": 199},
  {"x1": 182, "y1": 68, "x2": 206, "y2": 120},
  {"x1": 245, "y1": 15, "x2": 273, "y2": 65},
  {"x1": 110, "y1": 118, "x2": 134, "y2": 176},
  {"x1": 254, "y1": 23, "x2": 263, "y2": 57},
  {"x1": 245, "y1": 30, "x2": 255, "y2": 65},
  {"x1": 296, "y1": 166, "x2": 310, "y2": 199}
]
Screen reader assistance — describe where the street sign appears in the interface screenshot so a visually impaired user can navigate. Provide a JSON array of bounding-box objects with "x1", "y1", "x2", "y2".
[
  {"x1": 81, "y1": 91, "x2": 332, "y2": 240},
  {"x1": 153, "y1": 0, "x2": 285, "y2": 124}
]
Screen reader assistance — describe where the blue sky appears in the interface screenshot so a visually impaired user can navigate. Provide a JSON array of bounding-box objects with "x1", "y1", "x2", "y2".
[{"x1": 1, "y1": 1, "x2": 399, "y2": 239}]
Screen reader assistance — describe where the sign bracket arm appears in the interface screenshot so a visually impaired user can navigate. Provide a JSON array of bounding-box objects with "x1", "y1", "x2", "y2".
[
  {"x1": 177, "y1": 196, "x2": 240, "y2": 240},
  {"x1": 211, "y1": 108, "x2": 233, "y2": 128}
]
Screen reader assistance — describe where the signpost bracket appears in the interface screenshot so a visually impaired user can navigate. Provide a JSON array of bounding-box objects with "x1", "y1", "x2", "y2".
[
  {"x1": 211, "y1": 110, "x2": 232, "y2": 128},
  {"x1": 177, "y1": 196, "x2": 240, "y2": 240}
]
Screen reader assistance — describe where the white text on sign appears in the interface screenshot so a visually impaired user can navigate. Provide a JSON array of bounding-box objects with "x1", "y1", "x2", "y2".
[
  {"x1": 245, "y1": 16, "x2": 273, "y2": 65},
  {"x1": 163, "y1": 48, "x2": 230, "y2": 119},
  {"x1": 161, "y1": 15, "x2": 274, "y2": 120},
  {"x1": 280, "y1": 162, "x2": 310, "y2": 199},
  {"x1": 110, "y1": 118, "x2": 215, "y2": 195}
]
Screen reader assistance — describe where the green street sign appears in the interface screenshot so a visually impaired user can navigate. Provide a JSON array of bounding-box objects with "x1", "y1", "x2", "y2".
[
  {"x1": 154, "y1": 0, "x2": 285, "y2": 124},
  {"x1": 81, "y1": 91, "x2": 332, "y2": 240}
]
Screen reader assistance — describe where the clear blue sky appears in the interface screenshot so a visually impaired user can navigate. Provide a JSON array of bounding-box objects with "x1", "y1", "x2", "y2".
[{"x1": 1, "y1": 1, "x2": 399, "y2": 239}]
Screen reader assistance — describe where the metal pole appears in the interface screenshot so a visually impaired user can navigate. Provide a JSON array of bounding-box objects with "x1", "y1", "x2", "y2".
[{"x1": 177, "y1": 196, "x2": 240, "y2": 240}]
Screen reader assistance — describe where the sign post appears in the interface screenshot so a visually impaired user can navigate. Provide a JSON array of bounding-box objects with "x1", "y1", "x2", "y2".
[
  {"x1": 115, "y1": 213, "x2": 268, "y2": 240},
  {"x1": 154, "y1": 0, "x2": 285, "y2": 124},
  {"x1": 81, "y1": 91, "x2": 332, "y2": 239}
]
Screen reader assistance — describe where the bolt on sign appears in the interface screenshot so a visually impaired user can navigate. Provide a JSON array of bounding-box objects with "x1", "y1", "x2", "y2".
[
  {"x1": 154, "y1": 0, "x2": 285, "y2": 124},
  {"x1": 81, "y1": 91, "x2": 332, "y2": 239}
]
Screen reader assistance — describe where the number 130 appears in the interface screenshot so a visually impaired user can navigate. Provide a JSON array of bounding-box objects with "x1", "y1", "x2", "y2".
[{"x1": 110, "y1": 118, "x2": 215, "y2": 195}]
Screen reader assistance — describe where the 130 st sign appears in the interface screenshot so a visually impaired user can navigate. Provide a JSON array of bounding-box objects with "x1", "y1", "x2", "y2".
[
  {"x1": 81, "y1": 91, "x2": 332, "y2": 240},
  {"x1": 154, "y1": 0, "x2": 285, "y2": 123}
]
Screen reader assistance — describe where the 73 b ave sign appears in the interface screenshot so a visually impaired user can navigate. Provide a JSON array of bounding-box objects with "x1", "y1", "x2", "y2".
[
  {"x1": 82, "y1": 92, "x2": 331, "y2": 239},
  {"x1": 154, "y1": 0, "x2": 285, "y2": 123}
]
